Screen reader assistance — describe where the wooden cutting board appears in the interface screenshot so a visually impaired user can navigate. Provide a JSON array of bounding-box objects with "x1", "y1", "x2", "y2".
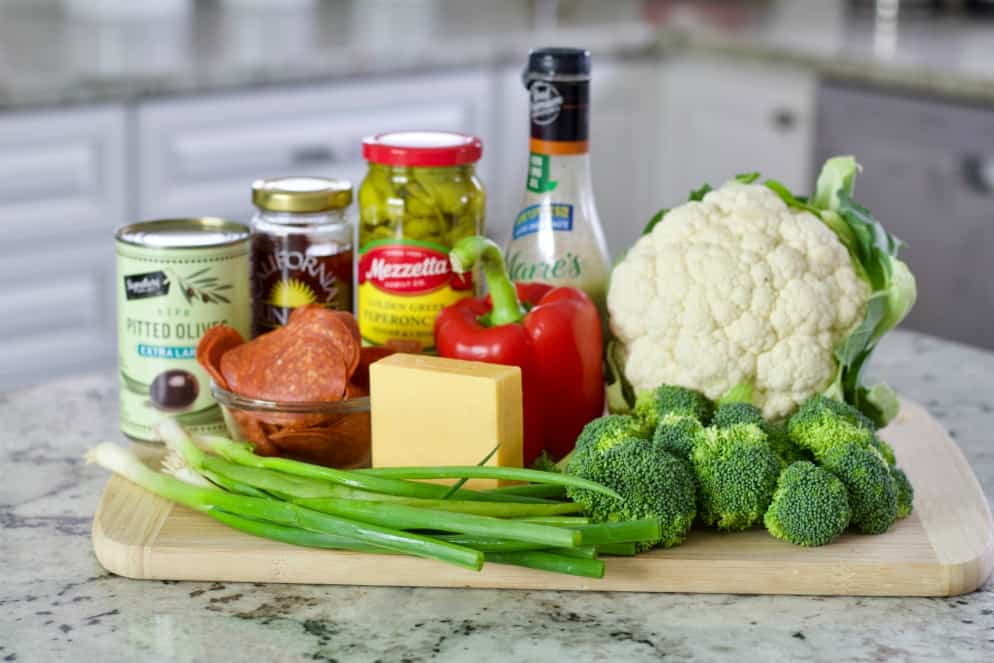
[{"x1": 91, "y1": 399, "x2": 994, "y2": 596}]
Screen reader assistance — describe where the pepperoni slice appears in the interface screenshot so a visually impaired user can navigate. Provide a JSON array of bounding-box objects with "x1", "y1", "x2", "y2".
[
  {"x1": 289, "y1": 305, "x2": 361, "y2": 377},
  {"x1": 228, "y1": 409, "x2": 279, "y2": 456},
  {"x1": 268, "y1": 414, "x2": 371, "y2": 468},
  {"x1": 221, "y1": 328, "x2": 348, "y2": 403},
  {"x1": 195, "y1": 325, "x2": 245, "y2": 391}
]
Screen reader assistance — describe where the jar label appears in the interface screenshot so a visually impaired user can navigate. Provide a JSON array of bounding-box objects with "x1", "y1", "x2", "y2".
[
  {"x1": 116, "y1": 239, "x2": 251, "y2": 442},
  {"x1": 251, "y1": 238, "x2": 354, "y2": 337},
  {"x1": 528, "y1": 79, "x2": 589, "y2": 154},
  {"x1": 357, "y1": 239, "x2": 473, "y2": 352},
  {"x1": 513, "y1": 202, "x2": 573, "y2": 239}
]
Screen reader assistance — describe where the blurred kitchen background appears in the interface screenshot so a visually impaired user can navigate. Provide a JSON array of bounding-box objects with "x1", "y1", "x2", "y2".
[{"x1": 0, "y1": 0, "x2": 991, "y2": 389}]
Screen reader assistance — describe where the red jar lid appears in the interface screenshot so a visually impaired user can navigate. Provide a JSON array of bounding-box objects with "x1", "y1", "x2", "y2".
[{"x1": 362, "y1": 131, "x2": 483, "y2": 167}]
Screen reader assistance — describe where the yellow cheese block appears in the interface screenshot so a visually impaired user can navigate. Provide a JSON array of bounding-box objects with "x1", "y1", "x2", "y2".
[{"x1": 369, "y1": 353, "x2": 523, "y2": 489}]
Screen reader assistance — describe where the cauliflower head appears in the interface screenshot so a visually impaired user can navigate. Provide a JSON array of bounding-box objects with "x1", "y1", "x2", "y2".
[{"x1": 608, "y1": 183, "x2": 870, "y2": 420}]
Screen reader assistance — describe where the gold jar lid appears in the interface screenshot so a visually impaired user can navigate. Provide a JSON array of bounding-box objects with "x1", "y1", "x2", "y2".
[{"x1": 252, "y1": 176, "x2": 353, "y2": 213}]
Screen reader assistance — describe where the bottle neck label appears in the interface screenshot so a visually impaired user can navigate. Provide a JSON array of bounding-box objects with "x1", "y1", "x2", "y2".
[{"x1": 528, "y1": 78, "x2": 589, "y2": 155}]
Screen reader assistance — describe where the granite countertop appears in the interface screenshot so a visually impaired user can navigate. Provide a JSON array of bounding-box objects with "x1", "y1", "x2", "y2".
[
  {"x1": 3, "y1": 0, "x2": 994, "y2": 112},
  {"x1": 1, "y1": 327, "x2": 992, "y2": 662}
]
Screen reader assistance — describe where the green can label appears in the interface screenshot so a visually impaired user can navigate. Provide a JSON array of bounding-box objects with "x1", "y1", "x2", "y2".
[{"x1": 116, "y1": 220, "x2": 250, "y2": 442}]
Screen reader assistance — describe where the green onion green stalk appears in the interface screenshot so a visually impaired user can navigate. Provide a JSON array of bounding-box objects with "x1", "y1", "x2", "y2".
[{"x1": 86, "y1": 421, "x2": 658, "y2": 579}]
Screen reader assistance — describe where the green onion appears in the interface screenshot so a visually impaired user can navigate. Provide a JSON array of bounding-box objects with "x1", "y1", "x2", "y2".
[
  {"x1": 212, "y1": 512, "x2": 599, "y2": 577},
  {"x1": 87, "y1": 443, "x2": 482, "y2": 570},
  {"x1": 191, "y1": 434, "x2": 560, "y2": 503},
  {"x1": 442, "y1": 443, "x2": 500, "y2": 499},
  {"x1": 337, "y1": 499, "x2": 580, "y2": 518},
  {"x1": 192, "y1": 434, "x2": 466, "y2": 499},
  {"x1": 595, "y1": 542, "x2": 638, "y2": 556},
  {"x1": 200, "y1": 468, "x2": 271, "y2": 498},
  {"x1": 483, "y1": 484, "x2": 567, "y2": 499},
  {"x1": 198, "y1": 455, "x2": 581, "y2": 517},
  {"x1": 515, "y1": 516, "x2": 591, "y2": 526},
  {"x1": 295, "y1": 497, "x2": 581, "y2": 549},
  {"x1": 434, "y1": 535, "x2": 551, "y2": 552},
  {"x1": 485, "y1": 551, "x2": 604, "y2": 579},
  {"x1": 208, "y1": 510, "x2": 384, "y2": 553},
  {"x1": 550, "y1": 546, "x2": 598, "y2": 560},
  {"x1": 576, "y1": 519, "x2": 662, "y2": 546},
  {"x1": 360, "y1": 466, "x2": 621, "y2": 499}
]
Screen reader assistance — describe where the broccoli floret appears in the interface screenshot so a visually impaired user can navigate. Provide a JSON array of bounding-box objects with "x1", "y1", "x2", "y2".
[
  {"x1": 574, "y1": 415, "x2": 644, "y2": 453},
  {"x1": 766, "y1": 421, "x2": 813, "y2": 467},
  {"x1": 891, "y1": 466, "x2": 914, "y2": 519},
  {"x1": 565, "y1": 415, "x2": 646, "y2": 475},
  {"x1": 690, "y1": 423, "x2": 781, "y2": 531},
  {"x1": 530, "y1": 451, "x2": 558, "y2": 473},
  {"x1": 819, "y1": 443, "x2": 898, "y2": 535},
  {"x1": 566, "y1": 437, "x2": 697, "y2": 550},
  {"x1": 874, "y1": 437, "x2": 897, "y2": 467},
  {"x1": 788, "y1": 395, "x2": 893, "y2": 464},
  {"x1": 809, "y1": 394, "x2": 878, "y2": 431},
  {"x1": 712, "y1": 402, "x2": 764, "y2": 428},
  {"x1": 634, "y1": 384, "x2": 713, "y2": 436},
  {"x1": 652, "y1": 412, "x2": 703, "y2": 460},
  {"x1": 713, "y1": 403, "x2": 811, "y2": 468},
  {"x1": 763, "y1": 461, "x2": 851, "y2": 546}
]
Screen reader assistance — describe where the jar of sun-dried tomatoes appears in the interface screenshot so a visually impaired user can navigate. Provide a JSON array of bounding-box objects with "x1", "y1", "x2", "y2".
[{"x1": 250, "y1": 176, "x2": 354, "y2": 338}]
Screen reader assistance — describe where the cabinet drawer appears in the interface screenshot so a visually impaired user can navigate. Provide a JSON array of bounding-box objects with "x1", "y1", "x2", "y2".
[
  {"x1": 658, "y1": 56, "x2": 815, "y2": 202},
  {"x1": 816, "y1": 82, "x2": 994, "y2": 350},
  {"x1": 0, "y1": 241, "x2": 115, "y2": 388},
  {"x1": 137, "y1": 72, "x2": 493, "y2": 222},
  {"x1": 0, "y1": 106, "x2": 127, "y2": 244}
]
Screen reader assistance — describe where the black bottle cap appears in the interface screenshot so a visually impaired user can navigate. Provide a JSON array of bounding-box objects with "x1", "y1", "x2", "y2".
[{"x1": 525, "y1": 47, "x2": 591, "y2": 81}]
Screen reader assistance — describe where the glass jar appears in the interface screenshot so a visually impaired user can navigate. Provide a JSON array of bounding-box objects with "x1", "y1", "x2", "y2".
[
  {"x1": 250, "y1": 176, "x2": 354, "y2": 338},
  {"x1": 357, "y1": 131, "x2": 485, "y2": 352}
]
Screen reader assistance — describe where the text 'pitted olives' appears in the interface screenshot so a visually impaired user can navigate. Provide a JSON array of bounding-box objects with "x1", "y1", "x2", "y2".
[
  {"x1": 357, "y1": 131, "x2": 485, "y2": 352},
  {"x1": 115, "y1": 218, "x2": 251, "y2": 442}
]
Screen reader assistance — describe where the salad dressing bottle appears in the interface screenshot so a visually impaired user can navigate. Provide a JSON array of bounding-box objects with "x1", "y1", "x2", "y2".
[{"x1": 504, "y1": 47, "x2": 611, "y2": 315}]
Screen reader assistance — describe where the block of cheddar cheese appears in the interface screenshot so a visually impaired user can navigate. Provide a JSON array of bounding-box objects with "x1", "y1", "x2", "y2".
[{"x1": 369, "y1": 353, "x2": 523, "y2": 489}]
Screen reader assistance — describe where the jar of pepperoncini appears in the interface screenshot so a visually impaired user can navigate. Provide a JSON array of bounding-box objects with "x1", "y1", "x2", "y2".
[
  {"x1": 357, "y1": 131, "x2": 485, "y2": 352},
  {"x1": 250, "y1": 176, "x2": 354, "y2": 338}
]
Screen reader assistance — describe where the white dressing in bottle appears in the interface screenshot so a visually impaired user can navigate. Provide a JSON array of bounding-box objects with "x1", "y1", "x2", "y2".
[{"x1": 504, "y1": 47, "x2": 611, "y2": 315}]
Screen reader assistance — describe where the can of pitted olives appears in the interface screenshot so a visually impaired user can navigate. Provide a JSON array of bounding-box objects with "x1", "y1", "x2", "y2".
[{"x1": 115, "y1": 218, "x2": 251, "y2": 442}]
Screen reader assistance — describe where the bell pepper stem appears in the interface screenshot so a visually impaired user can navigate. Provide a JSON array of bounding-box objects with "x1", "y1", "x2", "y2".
[{"x1": 450, "y1": 236, "x2": 526, "y2": 326}]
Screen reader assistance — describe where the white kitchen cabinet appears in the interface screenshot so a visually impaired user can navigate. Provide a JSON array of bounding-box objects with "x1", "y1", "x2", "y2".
[
  {"x1": 656, "y1": 55, "x2": 815, "y2": 204},
  {"x1": 0, "y1": 106, "x2": 126, "y2": 389},
  {"x1": 0, "y1": 106, "x2": 127, "y2": 243},
  {"x1": 494, "y1": 60, "x2": 662, "y2": 258},
  {"x1": 136, "y1": 71, "x2": 495, "y2": 225}
]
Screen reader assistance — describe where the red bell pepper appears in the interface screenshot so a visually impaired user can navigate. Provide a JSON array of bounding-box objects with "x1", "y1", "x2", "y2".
[{"x1": 434, "y1": 236, "x2": 604, "y2": 466}]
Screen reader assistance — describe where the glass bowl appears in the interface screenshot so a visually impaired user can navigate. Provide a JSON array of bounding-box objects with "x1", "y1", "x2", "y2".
[{"x1": 211, "y1": 383, "x2": 370, "y2": 469}]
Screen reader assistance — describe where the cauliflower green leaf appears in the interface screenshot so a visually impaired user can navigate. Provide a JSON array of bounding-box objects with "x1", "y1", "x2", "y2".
[{"x1": 765, "y1": 157, "x2": 916, "y2": 427}]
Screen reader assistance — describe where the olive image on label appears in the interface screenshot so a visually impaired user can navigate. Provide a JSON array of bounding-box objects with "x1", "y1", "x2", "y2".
[{"x1": 149, "y1": 370, "x2": 200, "y2": 411}]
